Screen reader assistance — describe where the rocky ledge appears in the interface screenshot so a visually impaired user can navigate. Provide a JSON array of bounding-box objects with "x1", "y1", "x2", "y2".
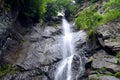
[{"x1": 86, "y1": 19, "x2": 120, "y2": 80}]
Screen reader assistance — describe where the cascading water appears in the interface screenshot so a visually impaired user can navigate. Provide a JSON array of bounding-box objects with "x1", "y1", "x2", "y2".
[{"x1": 55, "y1": 18, "x2": 84, "y2": 80}]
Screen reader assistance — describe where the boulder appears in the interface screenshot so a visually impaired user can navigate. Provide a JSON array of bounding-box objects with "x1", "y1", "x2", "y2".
[
  {"x1": 89, "y1": 75, "x2": 120, "y2": 80},
  {"x1": 99, "y1": 76, "x2": 120, "y2": 80},
  {"x1": 97, "y1": 19, "x2": 120, "y2": 53},
  {"x1": 92, "y1": 50, "x2": 120, "y2": 72}
]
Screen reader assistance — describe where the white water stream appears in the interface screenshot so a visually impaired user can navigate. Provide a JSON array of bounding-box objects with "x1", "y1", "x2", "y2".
[{"x1": 55, "y1": 18, "x2": 84, "y2": 80}]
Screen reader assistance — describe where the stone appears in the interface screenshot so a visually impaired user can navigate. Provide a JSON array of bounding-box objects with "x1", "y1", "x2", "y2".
[
  {"x1": 89, "y1": 75, "x2": 120, "y2": 80},
  {"x1": 88, "y1": 74, "x2": 99, "y2": 80},
  {"x1": 2, "y1": 69, "x2": 49, "y2": 80},
  {"x1": 92, "y1": 50, "x2": 120, "y2": 72},
  {"x1": 16, "y1": 26, "x2": 87, "y2": 70},
  {"x1": 99, "y1": 75, "x2": 120, "y2": 80},
  {"x1": 12, "y1": 25, "x2": 87, "y2": 80},
  {"x1": 97, "y1": 19, "x2": 120, "y2": 53}
]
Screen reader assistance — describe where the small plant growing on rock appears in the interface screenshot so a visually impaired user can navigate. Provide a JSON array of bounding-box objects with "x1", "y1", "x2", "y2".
[
  {"x1": 116, "y1": 52, "x2": 120, "y2": 65},
  {"x1": 115, "y1": 72, "x2": 120, "y2": 78},
  {"x1": 0, "y1": 64, "x2": 19, "y2": 77}
]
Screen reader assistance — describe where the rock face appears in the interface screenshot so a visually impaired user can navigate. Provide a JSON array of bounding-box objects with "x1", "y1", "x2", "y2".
[
  {"x1": 97, "y1": 19, "x2": 120, "y2": 53},
  {"x1": 86, "y1": 19, "x2": 120, "y2": 80},
  {"x1": 1, "y1": 22, "x2": 87, "y2": 80},
  {"x1": 0, "y1": 8, "x2": 88, "y2": 79},
  {"x1": 0, "y1": 10, "x2": 22, "y2": 65}
]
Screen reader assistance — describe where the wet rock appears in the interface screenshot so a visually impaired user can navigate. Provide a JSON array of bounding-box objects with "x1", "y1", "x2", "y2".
[
  {"x1": 10, "y1": 25, "x2": 87, "y2": 80},
  {"x1": 17, "y1": 25, "x2": 87, "y2": 70},
  {"x1": 97, "y1": 19, "x2": 120, "y2": 54},
  {"x1": 42, "y1": 26, "x2": 62, "y2": 36},
  {"x1": 72, "y1": 55, "x2": 85, "y2": 80},
  {"x1": 92, "y1": 50, "x2": 120, "y2": 72},
  {"x1": 73, "y1": 30, "x2": 87, "y2": 50}
]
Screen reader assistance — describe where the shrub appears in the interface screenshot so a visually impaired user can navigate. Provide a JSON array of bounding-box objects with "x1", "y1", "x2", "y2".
[
  {"x1": 75, "y1": 0, "x2": 120, "y2": 36},
  {"x1": 4, "y1": 0, "x2": 47, "y2": 24},
  {"x1": 75, "y1": 6, "x2": 102, "y2": 36},
  {"x1": 115, "y1": 72, "x2": 120, "y2": 78}
]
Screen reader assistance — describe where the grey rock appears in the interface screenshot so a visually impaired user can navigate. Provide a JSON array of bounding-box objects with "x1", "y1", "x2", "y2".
[
  {"x1": 2, "y1": 69, "x2": 48, "y2": 80},
  {"x1": 88, "y1": 74, "x2": 99, "y2": 80},
  {"x1": 17, "y1": 26, "x2": 87, "y2": 70},
  {"x1": 89, "y1": 75, "x2": 120, "y2": 80},
  {"x1": 97, "y1": 19, "x2": 120, "y2": 53},
  {"x1": 99, "y1": 76, "x2": 120, "y2": 80},
  {"x1": 12, "y1": 25, "x2": 87, "y2": 80},
  {"x1": 92, "y1": 50, "x2": 120, "y2": 72}
]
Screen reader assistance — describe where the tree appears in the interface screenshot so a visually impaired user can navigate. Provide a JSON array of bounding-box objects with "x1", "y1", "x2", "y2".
[
  {"x1": 45, "y1": 0, "x2": 58, "y2": 22},
  {"x1": 56, "y1": 0, "x2": 77, "y2": 19},
  {"x1": 4, "y1": 0, "x2": 47, "y2": 25}
]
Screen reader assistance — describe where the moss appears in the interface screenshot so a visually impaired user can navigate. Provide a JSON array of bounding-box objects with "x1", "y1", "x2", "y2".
[
  {"x1": 0, "y1": 64, "x2": 19, "y2": 77},
  {"x1": 115, "y1": 72, "x2": 120, "y2": 78}
]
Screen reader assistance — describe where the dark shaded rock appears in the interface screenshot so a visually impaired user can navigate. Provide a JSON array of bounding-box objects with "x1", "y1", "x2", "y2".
[
  {"x1": 2, "y1": 69, "x2": 49, "y2": 80},
  {"x1": 0, "y1": 10, "x2": 23, "y2": 65}
]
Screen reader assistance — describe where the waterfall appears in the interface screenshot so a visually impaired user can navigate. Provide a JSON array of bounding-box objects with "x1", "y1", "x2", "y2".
[{"x1": 55, "y1": 18, "x2": 84, "y2": 80}]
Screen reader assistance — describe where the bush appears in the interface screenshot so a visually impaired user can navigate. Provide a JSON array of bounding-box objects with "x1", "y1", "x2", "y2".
[
  {"x1": 44, "y1": 0, "x2": 58, "y2": 22},
  {"x1": 115, "y1": 72, "x2": 120, "y2": 78},
  {"x1": 4, "y1": 0, "x2": 47, "y2": 24},
  {"x1": 75, "y1": 6, "x2": 102, "y2": 36},
  {"x1": 101, "y1": 0, "x2": 120, "y2": 23},
  {"x1": 75, "y1": 0, "x2": 120, "y2": 36}
]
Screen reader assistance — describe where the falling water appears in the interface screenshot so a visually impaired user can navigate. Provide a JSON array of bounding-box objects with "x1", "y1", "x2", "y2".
[{"x1": 55, "y1": 18, "x2": 76, "y2": 80}]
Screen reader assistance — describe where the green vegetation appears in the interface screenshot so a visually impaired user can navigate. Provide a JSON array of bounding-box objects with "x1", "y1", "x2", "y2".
[
  {"x1": 45, "y1": 0, "x2": 58, "y2": 22},
  {"x1": 116, "y1": 52, "x2": 120, "y2": 64},
  {"x1": 56, "y1": 0, "x2": 78, "y2": 19},
  {"x1": 115, "y1": 72, "x2": 120, "y2": 78},
  {"x1": 75, "y1": 5, "x2": 102, "y2": 36},
  {"x1": 75, "y1": 0, "x2": 120, "y2": 36},
  {"x1": 4, "y1": 0, "x2": 47, "y2": 24},
  {"x1": 0, "y1": 65, "x2": 19, "y2": 77},
  {"x1": 45, "y1": 0, "x2": 78, "y2": 21},
  {"x1": 2, "y1": 0, "x2": 79, "y2": 24}
]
